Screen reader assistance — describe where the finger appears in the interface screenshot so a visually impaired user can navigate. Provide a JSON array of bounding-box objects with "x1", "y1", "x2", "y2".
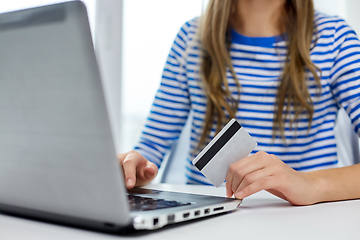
[
  {"x1": 234, "y1": 167, "x2": 272, "y2": 194},
  {"x1": 122, "y1": 155, "x2": 140, "y2": 189},
  {"x1": 143, "y1": 162, "x2": 158, "y2": 181},
  {"x1": 226, "y1": 166, "x2": 236, "y2": 197},
  {"x1": 117, "y1": 153, "x2": 127, "y2": 163},
  {"x1": 234, "y1": 176, "x2": 276, "y2": 199},
  {"x1": 229, "y1": 171, "x2": 244, "y2": 197},
  {"x1": 225, "y1": 184, "x2": 234, "y2": 198},
  {"x1": 229, "y1": 155, "x2": 269, "y2": 194},
  {"x1": 226, "y1": 155, "x2": 254, "y2": 197},
  {"x1": 131, "y1": 159, "x2": 159, "y2": 187}
]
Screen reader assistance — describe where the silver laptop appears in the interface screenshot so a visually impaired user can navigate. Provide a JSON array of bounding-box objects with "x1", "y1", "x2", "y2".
[{"x1": 0, "y1": 1, "x2": 241, "y2": 232}]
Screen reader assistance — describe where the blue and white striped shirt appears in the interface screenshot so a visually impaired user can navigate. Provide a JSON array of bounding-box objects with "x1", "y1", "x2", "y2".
[{"x1": 135, "y1": 12, "x2": 360, "y2": 185}]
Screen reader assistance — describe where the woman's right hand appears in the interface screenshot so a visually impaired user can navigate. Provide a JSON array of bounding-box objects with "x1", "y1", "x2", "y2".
[{"x1": 117, "y1": 150, "x2": 158, "y2": 189}]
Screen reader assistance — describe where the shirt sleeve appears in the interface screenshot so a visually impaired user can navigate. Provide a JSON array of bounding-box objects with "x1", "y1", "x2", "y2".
[
  {"x1": 134, "y1": 22, "x2": 192, "y2": 168},
  {"x1": 330, "y1": 18, "x2": 360, "y2": 136}
]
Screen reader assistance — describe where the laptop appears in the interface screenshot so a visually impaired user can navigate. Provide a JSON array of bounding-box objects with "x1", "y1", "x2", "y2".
[{"x1": 0, "y1": 1, "x2": 241, "y2": 232}]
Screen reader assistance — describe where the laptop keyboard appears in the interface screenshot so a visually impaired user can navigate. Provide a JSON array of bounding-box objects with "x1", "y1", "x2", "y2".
[{"x1": 128, "y1": 194, "x2": 191, "y2": 211}]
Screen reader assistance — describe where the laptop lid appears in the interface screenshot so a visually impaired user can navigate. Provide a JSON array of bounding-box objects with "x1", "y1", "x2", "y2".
[
  {"x1": 0, "y1": 1, "x2": 131, "y2": 229},
  {"x1": 0, "y1": 1, "x2": 242, "y2": 232}
]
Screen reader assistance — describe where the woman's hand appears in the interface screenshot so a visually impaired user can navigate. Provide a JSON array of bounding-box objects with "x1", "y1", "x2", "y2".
[
  {"x1": 225, "y1": 151, "x2": 319, "y2": 205},
  {"x1": 118, "y1": 150, "x2": 158, "y2": 189}
]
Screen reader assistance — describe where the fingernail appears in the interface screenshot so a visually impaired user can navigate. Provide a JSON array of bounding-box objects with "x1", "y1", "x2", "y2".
[
  {"x1": 235, "y1": 191, "x2": 243, "y2": 199},
  {"x1": 127, "y1": 179, "x2": 134, "y2": 188}
]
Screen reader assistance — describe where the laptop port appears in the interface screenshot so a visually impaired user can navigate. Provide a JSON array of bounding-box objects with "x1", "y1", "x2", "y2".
[
  {"x1": 204, "y1": 208, "x2": 210, "y2": 214},
  {"x1": 167, "y1": 214, "x2": 175, "y2": 222},
  {"x1": 153, "y1": 218, "x2": 159, "y2": 226},
  {"x1": 213, "y1": 207, "x2": 224, "y2": 212},
  {"x1": 183, "y1": 212, "x2": 190, "y2": 218},
  {"x1": 194, "y1": 210, "x2": 200, "y2": 216}
]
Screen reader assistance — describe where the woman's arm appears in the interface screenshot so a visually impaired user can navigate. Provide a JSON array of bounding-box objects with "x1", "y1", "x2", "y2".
[
  {"x1": 308, "y1": 163, "x2": 360, "y2": 203},
  {"x1": 225, "y1": 151, "x2": 360, "y2": 205}
]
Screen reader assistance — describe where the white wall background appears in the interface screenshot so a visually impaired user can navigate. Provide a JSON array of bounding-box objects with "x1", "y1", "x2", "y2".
[
  {"x1": 314, "y1": 0, "x2": 360, "y2": 35},
  {"x1": 95, "y1": 0, "x2": 123, "y2": 152},
  {"x1": 120, "y1": 0, "x2": 209, "y2": 152}
]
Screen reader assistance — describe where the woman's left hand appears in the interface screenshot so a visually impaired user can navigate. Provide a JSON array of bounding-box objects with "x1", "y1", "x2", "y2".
[{"x1": 225, "y1": 151, "x2": 319, "y2": 205}]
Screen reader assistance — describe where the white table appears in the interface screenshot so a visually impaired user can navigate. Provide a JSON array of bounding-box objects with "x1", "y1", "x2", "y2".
[{"x1": 1, "y1": 184, "x2": 360, "y2": 240}]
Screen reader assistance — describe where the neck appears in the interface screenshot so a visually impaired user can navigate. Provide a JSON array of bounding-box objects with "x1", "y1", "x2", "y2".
[{"x1": 231, "y1": 0, "x2": 286, "y2": 37}]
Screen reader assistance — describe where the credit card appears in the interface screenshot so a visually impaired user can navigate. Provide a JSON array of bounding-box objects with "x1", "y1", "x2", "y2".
[{"x1": 192, "y1": 118, "x2": 257, "y2": 187}]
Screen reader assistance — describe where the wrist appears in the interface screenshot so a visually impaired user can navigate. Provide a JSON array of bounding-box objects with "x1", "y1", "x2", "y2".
[{"x1": 304, "y1": 170, "x2": 328, "y2": 204}]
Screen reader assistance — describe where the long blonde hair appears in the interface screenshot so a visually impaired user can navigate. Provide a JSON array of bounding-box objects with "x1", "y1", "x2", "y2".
[{"x1": 197, "y1": 0, "x2": 321, "y2": 150}]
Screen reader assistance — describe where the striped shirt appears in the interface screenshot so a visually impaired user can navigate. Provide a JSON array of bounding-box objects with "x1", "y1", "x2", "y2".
[{"x1": 134, "y1": 12, "x2": 360, "y2": 185}]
